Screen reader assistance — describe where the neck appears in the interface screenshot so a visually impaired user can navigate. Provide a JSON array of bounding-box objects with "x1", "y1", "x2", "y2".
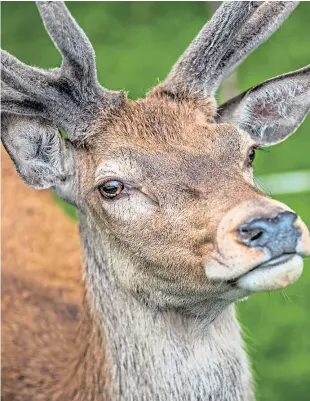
[{"x1": 78, "y1": 215, "x2": 254, "y2": 401}]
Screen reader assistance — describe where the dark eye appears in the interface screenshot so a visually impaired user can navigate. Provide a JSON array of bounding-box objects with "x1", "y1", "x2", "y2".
[
  {"x1": 98, "y1": 180, "x2": 124, "y2": 199},
  {"x1": 248, "y1": 148, "x2": 256, "y2": 164}
]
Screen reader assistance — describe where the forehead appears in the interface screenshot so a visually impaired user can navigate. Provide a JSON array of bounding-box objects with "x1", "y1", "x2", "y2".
[{"x1": 91, "y1": 98, "x2": 251, "y2": 175}]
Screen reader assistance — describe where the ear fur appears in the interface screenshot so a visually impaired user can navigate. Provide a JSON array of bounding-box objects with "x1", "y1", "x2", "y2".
[
  {"x1": 216, "y1": 66, "x2": 310, "y2": 145},
  {"x1": 1, "y1": 114, "x2": 78, "y2": 204}
]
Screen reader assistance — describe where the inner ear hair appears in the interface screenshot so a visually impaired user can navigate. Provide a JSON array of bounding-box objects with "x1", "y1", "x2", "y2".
[
  {"x1": 216, "y1": 65, "x2": 310, "y2": 145},
  {"x1": 1, "y1": 114, "x2": 75, "y2": 191}
]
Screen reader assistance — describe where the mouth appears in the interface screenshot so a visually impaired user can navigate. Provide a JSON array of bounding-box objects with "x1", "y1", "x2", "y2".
[{"x1": 229, "y1": 253, "x2": 304, "y2": 292}]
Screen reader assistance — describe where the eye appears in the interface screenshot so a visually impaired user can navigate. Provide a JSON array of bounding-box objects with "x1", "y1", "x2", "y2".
[
  {"x1": 248, "y1": 148, "x2": 256, "y2": 164},
  {"x1": 98, "y1": 180, "x2": 124, "y2": 199}
]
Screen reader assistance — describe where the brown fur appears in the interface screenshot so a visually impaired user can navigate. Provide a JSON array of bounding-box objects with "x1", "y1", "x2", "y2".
[
  {"x1": 1, "y1": 97, "x2": 255, "y2": 399},
  {"x1": 2, "y1": 93, "x2": 309, "y2": 400},
  {"x1": 80, "y1": 98, "x2": 264, "y2": 304},
  {"x1": 2, "y1": 3, "x2": 310, "y2": 400}
]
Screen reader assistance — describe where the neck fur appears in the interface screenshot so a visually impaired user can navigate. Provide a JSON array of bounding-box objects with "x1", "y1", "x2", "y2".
[{"x1": 79, "y1": 214, "x2": 254, "y2": 401}]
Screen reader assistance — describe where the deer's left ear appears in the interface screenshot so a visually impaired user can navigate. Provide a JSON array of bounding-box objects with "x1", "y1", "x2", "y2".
[{"x1": 217, "y1": 66, "x2": 310, "y2": 146}]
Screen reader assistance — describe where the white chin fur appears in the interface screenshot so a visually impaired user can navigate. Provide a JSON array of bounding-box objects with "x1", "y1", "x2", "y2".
[{"x1": 236, "y1": 254, "x2": 304, "y2": 292}]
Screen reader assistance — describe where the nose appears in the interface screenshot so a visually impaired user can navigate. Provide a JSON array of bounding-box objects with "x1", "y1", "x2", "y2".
[{"x1": 238, "y1": 211, "x2": 301, "y2": 257}]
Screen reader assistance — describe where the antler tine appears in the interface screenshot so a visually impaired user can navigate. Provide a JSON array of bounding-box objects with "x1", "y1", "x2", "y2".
[
  {"x1": 36, "y1": 1, "x2": 96, "y2": 86},
  {"x1": 215, "y1": 2, "x2": 299, "y2": 88},
  {"x1": 1, "y1": 82, "x2": 47, "y2": 119},
  {"x1": 1, "y1": 49, "x2": 84, "y2": 135},
  {"x1": 1, "y1": 50, "x2": 58, "y2": 100},
  {"x1": 160, "y1": 1, "x2": 261, "y2": 98}
]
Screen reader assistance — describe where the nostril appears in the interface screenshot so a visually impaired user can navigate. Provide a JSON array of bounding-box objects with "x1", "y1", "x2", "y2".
[
  {"x1": 249, "y1": 230, "x2": 264, "y2": 242},
  {"x1": 238, "y1": 226, "x2": 265, "y2": 244}
]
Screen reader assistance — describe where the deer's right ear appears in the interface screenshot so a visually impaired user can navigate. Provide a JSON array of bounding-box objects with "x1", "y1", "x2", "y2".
[
  {"x1": 1, "y1": 113, "x2": 77, "y2": 204},
  {"x1": 216, "y1": 66, "x2": 310, "y2": 146}
]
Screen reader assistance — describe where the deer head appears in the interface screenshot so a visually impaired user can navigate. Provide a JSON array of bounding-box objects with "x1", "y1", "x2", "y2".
[{"x1": 2, "y1": 1, "x2": 310, "y2": 317}]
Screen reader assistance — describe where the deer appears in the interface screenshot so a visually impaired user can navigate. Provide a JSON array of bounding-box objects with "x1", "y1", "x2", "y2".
[{"x1": 1, "y1": 1, "x2": 310, "y2": 400}]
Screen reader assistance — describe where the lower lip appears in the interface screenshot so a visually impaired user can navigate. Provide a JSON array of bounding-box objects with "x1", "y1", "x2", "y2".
[{"x1": 236, "y1": 254, "x2": 304, "y2": 292}]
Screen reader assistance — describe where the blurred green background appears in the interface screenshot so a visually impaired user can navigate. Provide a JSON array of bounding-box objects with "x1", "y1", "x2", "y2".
[{"x1": 2, "y1": 2, "x2": 310, "y2": 400}]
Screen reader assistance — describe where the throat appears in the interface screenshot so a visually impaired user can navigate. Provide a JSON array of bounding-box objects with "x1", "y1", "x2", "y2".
[
  {"x1": 80, "y1": 218, "x2": 253, "y2": 401},
  {"x1": 91, "y1": 288, "x2": 250, "y2": 401}
]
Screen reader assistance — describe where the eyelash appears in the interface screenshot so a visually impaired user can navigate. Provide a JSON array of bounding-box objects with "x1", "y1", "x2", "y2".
[
  {"x1": 96, "y1": 180, "x2": 130, "y2": 199},
  {"x1": 247, "y1": 145, "x2": 265, "y2": 163}
]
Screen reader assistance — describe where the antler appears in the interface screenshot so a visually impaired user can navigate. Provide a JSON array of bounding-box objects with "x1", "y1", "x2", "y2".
[
  {"x1": 1, "y1": 2, "x2": 125, "y2": 139},
  {"x1": 158, "y1": 1, "x2": 299, "y2": 99}
]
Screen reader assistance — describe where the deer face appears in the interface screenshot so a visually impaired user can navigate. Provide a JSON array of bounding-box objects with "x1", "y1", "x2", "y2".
[
  {"x1": 2, "y1": 2, "x2": 310, "y2": 313},
  {"x1": 72, "y1": 96, "x2": 309, "y2": 310}
]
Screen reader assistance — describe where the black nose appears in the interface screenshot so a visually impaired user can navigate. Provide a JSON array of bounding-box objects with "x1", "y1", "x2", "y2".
[{"x1": 238, "y1": 211, "x2": 301, "y2": 257}]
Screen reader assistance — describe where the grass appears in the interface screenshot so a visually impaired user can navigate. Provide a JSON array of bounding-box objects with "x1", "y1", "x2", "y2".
[{"x1": 2, "y1": 2, "x2": 310, "y2": 400}]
